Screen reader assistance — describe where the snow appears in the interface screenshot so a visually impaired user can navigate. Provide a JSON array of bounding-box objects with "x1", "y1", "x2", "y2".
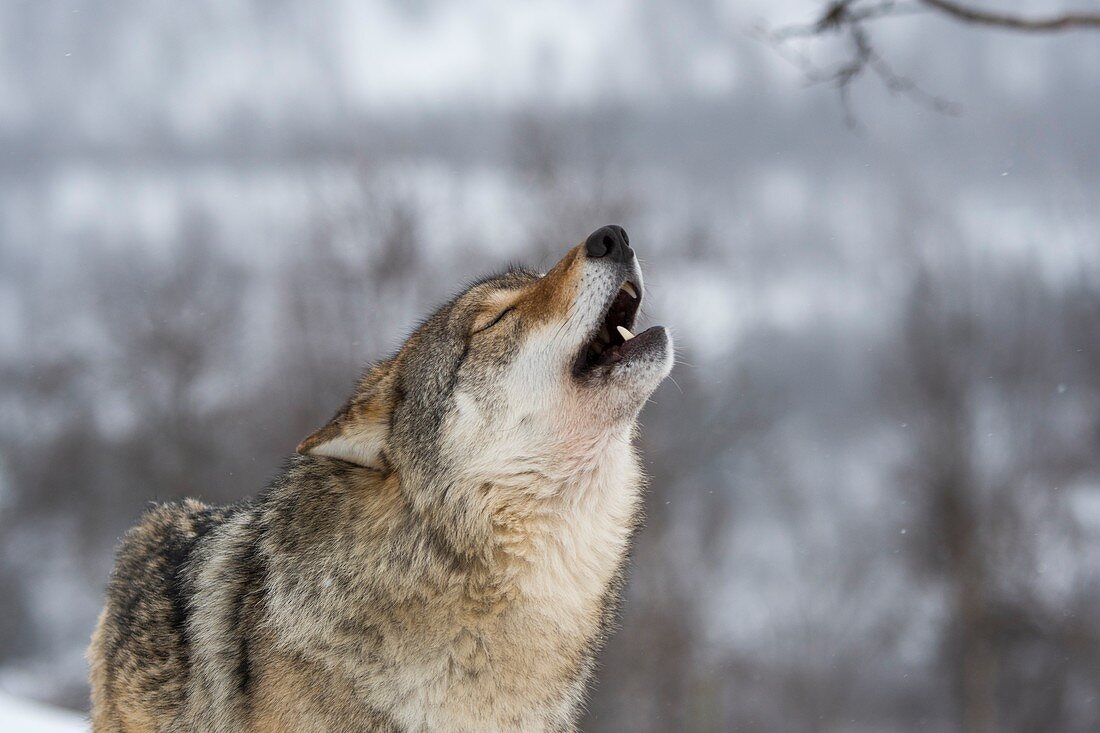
[{"x1": 0, "y1": 693, "x2": 86, "y2": 733}]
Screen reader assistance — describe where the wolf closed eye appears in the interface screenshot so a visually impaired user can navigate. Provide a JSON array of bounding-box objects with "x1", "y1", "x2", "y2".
[
  {"x1": 88, "y1": 226, "x2": 673, "y2": 733},
  {"x1": 470, "y1": 305, "x2": 515, "y2": 336}
]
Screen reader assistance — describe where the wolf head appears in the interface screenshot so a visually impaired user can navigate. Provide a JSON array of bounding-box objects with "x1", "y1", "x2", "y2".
[{"x1": 297, "y1": 226, "x2": 672, "y2": 496}]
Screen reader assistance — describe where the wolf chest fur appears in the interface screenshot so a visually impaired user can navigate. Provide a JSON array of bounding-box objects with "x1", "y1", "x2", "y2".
[{"x1": 89, "y1": 226, "x2": 674, "y2": 732}]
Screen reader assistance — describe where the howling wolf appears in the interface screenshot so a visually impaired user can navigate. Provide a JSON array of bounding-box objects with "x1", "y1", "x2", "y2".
[{"x1": 89, "y1": 226, "x2": 673, "y2": 732}]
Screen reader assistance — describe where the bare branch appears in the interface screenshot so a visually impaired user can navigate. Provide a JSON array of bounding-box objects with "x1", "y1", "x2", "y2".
[
  {"x1": 759, "y1": 2, "x2": 959, "y2": 127},
  {"x1": 762, "y1": 0, "x2": 1099, "y2": 125},
  {"x1": 920, "y1": 0, "x2": 1100, "y2": 32},
  {"x1": 770, "y1": 1, "x2": 925, "y2": 40}
]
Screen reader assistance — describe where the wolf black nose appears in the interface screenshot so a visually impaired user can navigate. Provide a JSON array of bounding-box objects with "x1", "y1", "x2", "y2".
[{"x1": 585, "y1": 225, "x2": 633, "y2": 262}]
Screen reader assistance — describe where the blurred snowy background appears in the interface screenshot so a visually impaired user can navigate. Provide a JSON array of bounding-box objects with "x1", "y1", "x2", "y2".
[{"x1": 2, "y1": 1, "x2": 1100, "y2": 731}]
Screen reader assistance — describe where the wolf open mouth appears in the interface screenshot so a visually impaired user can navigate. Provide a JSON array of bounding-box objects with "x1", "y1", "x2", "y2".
[{"x1": 573, "y1": 280, "x2": 656, "y2": 377}]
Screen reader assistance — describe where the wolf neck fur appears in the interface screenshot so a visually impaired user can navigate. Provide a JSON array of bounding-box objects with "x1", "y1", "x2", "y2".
[{"x1": 347, "y1": 421, "x2": 641, "y2": 612}]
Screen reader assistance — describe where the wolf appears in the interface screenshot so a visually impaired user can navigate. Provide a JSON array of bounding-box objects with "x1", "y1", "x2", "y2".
[{"x1": 88, "y1": 225, "x2": 673, "y2": 732}]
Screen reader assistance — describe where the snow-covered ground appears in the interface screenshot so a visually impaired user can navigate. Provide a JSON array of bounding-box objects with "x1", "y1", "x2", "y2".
[{"x1": 0, "y1": 693, "x2": 86, "y2": 733}]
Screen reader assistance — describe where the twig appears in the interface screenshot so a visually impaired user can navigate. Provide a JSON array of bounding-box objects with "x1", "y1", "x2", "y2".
[
  {"x1": 759, "y1": 2, "x2": 959, "y2": 128},
  {"x1": 760, "y1": 0, "x2": 1100, "y2": 125},
  {"x1": 920, "y1": 0, "x2": 1100, "y2": 32}
]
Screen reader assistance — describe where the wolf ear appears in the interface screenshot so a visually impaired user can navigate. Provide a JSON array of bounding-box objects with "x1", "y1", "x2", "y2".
[{"x1": 296, "y1": 365, "x2": 394, "y2": 470}]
